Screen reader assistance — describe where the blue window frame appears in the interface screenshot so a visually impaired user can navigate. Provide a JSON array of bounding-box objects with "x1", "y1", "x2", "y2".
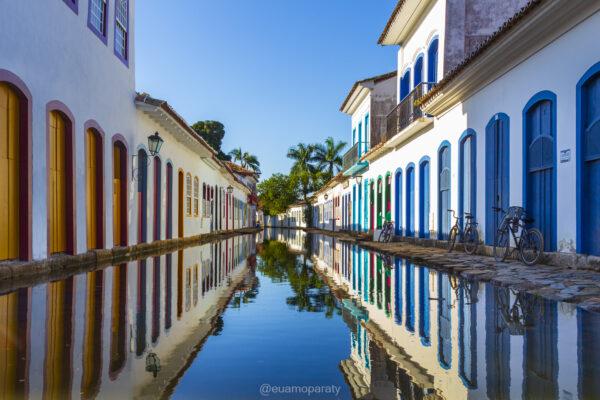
[
  {"x1": 577, "y1": 61, "x2": 600, "y2": 255},
  {"x1": 523, "y1": 91, "x2": 557, "y2": 251},
  {"x1": 114, "y1": 0, "x2": 129, "y2": 66},
  {"x1": 400, "y1": 69, "x2": 411, "y2": 100},
  {"x1": 88, "y1": 0, "x2": 108, "y2": 45},
  {"x1": 419, "y1": 156, "x2": 430, "y2": 238},
  {"x1": 358, "y1": 182, "x2": 362, "y2": 231},
  {"x1": 459, "y1": 129, "x2": 477, "y2": 225},
  {"x1": 427, "y1": 37, "x2": 439, "y2": 83},
  {"x1": 63, "y1": 0, "x2": 78, "y2": 14},
  {"x1": 414, "y1": 54, "x2": 424, "y2": 88},
  {"x1": 358, "y1": 122, "x2": 362, "y2": 157},
  {"x1": 438, "y1": 273, "x2": 452, "y2": 369},
  {"x1": 406, "y1": 164, "x2": 415, "y2": 237},
  {"x1": 394, "y1": 168, "x2": 403, "y2": 236},
  {"x1": 438, "y1": 142, "x2": 451, "y2": 240},
  {"x1": 365, "y1": 113, "x2": 370, "y2": 152}
]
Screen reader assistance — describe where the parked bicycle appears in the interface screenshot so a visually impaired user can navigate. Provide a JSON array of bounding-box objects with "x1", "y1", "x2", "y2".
[
  {"x1": 495, "y1": 287, "x2": 543, "y2": 335},
  {"x1": 492, "y1": 206, "x2": 544, "y2": 265},
  {"x1": 378, "y1": 221, "x2": 394, "y2": 243},
  {"x1": 446, "y1": 209, "x2": 479, "y2": 254}
]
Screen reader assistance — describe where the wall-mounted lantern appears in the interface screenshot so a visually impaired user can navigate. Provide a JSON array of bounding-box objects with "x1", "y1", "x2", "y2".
[
  {"x1": 145, "y1": 351, "x2": 161, "y2": 378},
  {"x1": 148, "y1": 131, "x2": 164, "y2": 156},
  {"x1": 356, "y1": 175, "x2": 363, "y2": 185},
  {"x1": 324, "y1": 194, "x2": 328, "y2": 200},
  {"x1": 132, "y1": 131, "x2": 165, "y2": 180},
  {"x1": 227, "y1": 185, "x2": 234, "y2": 194}
]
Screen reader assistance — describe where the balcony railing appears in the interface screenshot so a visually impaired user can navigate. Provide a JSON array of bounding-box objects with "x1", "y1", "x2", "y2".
[
  {"x1": 386, "y1": 82, "x2": 436, "y2": 141},
  {"x1": 342, "y1": 141, "x2": 367, "y2": 172}
]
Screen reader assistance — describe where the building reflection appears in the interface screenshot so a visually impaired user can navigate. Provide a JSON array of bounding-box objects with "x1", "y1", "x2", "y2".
[
  {"x1": 0, "y1": 235, "x2": 256, "y2": 399},
  {"x1": 307, "y1": 232, "x2": 600, "y2": 400}
]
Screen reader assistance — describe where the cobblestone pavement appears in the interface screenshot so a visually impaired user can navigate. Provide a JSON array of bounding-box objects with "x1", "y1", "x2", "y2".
[{"x1": 306, "y1": 228, "x2": 600, "y2": 313}]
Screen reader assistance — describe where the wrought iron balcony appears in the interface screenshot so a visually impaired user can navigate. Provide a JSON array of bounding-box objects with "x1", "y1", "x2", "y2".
[
  {"x1": 385, "y1": 82, "x2": 436, "y2": 142},
  {"x1": 342, "y1": 141, "x2": 367, "y2": 173}
]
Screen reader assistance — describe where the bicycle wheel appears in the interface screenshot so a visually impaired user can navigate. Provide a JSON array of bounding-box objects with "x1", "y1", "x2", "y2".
[
  {"x1": 520, "y1": 228, "x2": 544, "y2": 265},
  {"x1": 384, "y1": 229, "x2": 392, "y2": 243},
  {"x1": 446, "y1": 226, "x2": 458, "y2": 252},
  {"x1": 463, "y1": 226, "x2": 479, "y2": 255},
  {"x1": 493, "y1": 229, "x2": 510, "y2": 262},
  {"x1": 378, "y1": 230, "x2": 385, "y2": 242}
]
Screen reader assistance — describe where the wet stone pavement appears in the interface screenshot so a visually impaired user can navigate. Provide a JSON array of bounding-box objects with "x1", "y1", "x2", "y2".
[{"x1": 307, "y1": 229, "x2": 600, "y2": 313}]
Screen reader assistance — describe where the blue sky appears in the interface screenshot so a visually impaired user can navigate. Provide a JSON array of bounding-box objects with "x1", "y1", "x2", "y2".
[{"x1": 136, "y1": 1, "x2": 398, "y2": 179}]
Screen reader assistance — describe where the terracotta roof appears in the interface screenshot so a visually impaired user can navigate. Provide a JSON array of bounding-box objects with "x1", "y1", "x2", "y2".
[
  {"x1": 377, "y1": 0, "x2": 409, "y2": 45},
  {"x1": 226, "y1": 161, "x2": 259, "y2": 176},
  {"x1": 417, "y1": 0, "x2": 545, "y2": 106},
  {"x1": 340, "y1": 71, "x2": 397, "y2": 112},
  {"x1": 135, "y1": 93, "x2": 217, "y2": 156}
]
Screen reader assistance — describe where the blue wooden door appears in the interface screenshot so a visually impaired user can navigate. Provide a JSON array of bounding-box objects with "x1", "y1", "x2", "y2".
[
  {"x1": 428, "y1": 39, "x2": 438, "y2": 83},
  {"x1": 486, "y1": 117, "x2": 509, "y2": 244},
  {"x1": 526, "y1": 100, "x2": 555, "y2": 250},
  {"x1": 582, "y1": 73, "x2": 600, "y2": 255},
  {"x1": 400, "y1": 70, "x2": 410, "y2": 100},
  {"x1": 419, "y1": 161, "x2": 430, "y2": 238},
  {"x1": 460, "y1": 134, "x2": 475, "y2": 220},
  {"x1": 395, "y1": 171, "x2": 402, "y2": 235},
  {"x1": 406, "y1": 167, "x2": 415, "y2": 236},
  {"x1": 438, "y1": 146, "x2": 451, "y2": 240}
]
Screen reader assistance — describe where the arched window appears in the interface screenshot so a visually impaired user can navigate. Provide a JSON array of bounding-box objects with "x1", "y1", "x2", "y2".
[
  {"x1": 376, "y1": 177, "x2": 383, "y2": 229},
  {"x1": 394, "y1": 169, "x2": 402, "y2": 236},
  {"x1": 385, "y1": 173, "x2": 392, "y2": 222},
  {"x1": 112, "y1": 137, "x2": 128, "y2": 246},
  {"x1": 525, "y1": 93, "x2": 557, "y2": 250},
  {"x1": 485, "y1": 114, "x2": 509, "y2": 245},
  {"x1": 166, "y1": 162, "x2": 173, "y2": 239},
  {"x1": 459, "y1": 130, "x2": 476, "y2": 225},
  {"x1": 400, "y1": 69, "x2": 411, "y2": 100},
  {"x1": 428, "y1": 38, "x2": 439, "y2": 83},
  {"x1": 185, "y1": 173, "x2": 192, "y2": 217},
  {"x1": 438, "y1": 143, "x2": 451, "y2": 240},
  {"x1": 406, "y1": 164, "x2": 415, "y2": 237},
  {"x1": 419, "y1": 157, "x2": 430, "y2": 238},
  {"x1": 578, "y1": 63, "x2": 600, "y2": 255},
  {"x1": 202, "y1": 183, "x2": 207, "y2": 216},
  {"x1": 86, "y1": 124, "x2": 106, "y2": 249},
  {"x1": 414, "y1": 54, "x2": 424, "y2": 88},
  {"x1": 193, "y1": 177, "x2": 199, "y2": 217}
]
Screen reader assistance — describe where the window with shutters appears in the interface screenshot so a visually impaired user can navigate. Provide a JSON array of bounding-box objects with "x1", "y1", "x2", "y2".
[
  {"x1": 193, "y1": 177, "x2": 199, "y2": 217},
  {"x1": 115, "y1": 0, "x2": 128, "y2": 62},
  {"x1": 88, "y1": 0, "x2": 107, "y2": 41},
  {"x1": 186, "y1": 174, "x2": 192, "y2": 216}
]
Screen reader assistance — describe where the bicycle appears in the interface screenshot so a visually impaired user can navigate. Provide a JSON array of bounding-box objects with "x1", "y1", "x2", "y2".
[
  {"x1": 378, "y1": 221, "x2": 394, "y2": 243},
  {"x1": 495, "y1": 287, "x2": 543, "y2": 335},
  {"x1": 492, "y1": 206, "x2": 544, "y2": 265},
  {"x1": 446, "y1": 209, "x2": 479, "y2": 254}
]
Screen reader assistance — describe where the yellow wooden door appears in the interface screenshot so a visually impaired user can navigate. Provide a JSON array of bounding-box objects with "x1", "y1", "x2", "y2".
[
  {"x1": 113, "y1": 145, "x2": 121, "y2": 246},
  {"x1": 86, "y1": 130, "x2": 98, "y2": 249},
  {"x1": 49, "y1": 111, "x2": 67, "y2": 253},
  {"x1": 0, "y1": 83, "x2": 20, "y2": 261}
]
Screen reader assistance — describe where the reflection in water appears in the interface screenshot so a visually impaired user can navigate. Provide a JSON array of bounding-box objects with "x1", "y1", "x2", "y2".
[
  {"x1": 0, "y1": 235, "x2": 256, "y2": 399},
  {"x1": 308, "y1": 232, "x2": 600, "y2": 400}
]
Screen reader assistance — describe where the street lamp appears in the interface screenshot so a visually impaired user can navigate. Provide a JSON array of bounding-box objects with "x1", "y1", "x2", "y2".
[
  {"x1": 355, "y1": 175, "x2": 363, "y2": 185},
  {"x1": 227, "y1": 185, "x2": 234, "y2": 194},
  {"x1": 147, "y1": 131, "x2": 164, "y2": 156}
]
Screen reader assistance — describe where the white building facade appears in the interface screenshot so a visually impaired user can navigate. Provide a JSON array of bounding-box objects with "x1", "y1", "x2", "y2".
[
  {"x1": 0, "y1": 0, "x2": 254, "y2": 263},
  {"x1": 314, "y1": 0, "x2": 600, "y2": 261}
]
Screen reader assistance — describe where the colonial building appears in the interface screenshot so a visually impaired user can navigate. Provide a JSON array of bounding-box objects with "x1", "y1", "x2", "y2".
[
  {"x1": 0, "y1": 1, "x2": 254, "y2": 263},
  {"x1": 314, "y1": 0, "x2": 600, "y2": 261}
]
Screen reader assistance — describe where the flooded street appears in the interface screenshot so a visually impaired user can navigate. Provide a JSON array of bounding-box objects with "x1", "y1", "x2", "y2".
[{"x1": 0, "y1": 230, "x2": 599, "y2": 399}]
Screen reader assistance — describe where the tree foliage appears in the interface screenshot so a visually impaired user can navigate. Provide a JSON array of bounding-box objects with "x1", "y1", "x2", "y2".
[
  {"x1": 314, "y1": 136, "x2": 346, "y2": 181},
  {"x1": 191, "y1": 120, "x2": 231, "y2": 161},
  {"x1": 229, "y1": 147, "x2": 261, "y2": 172},
  {"x1": 257, "y1": 173, "x2": 298, "y2": 215}
]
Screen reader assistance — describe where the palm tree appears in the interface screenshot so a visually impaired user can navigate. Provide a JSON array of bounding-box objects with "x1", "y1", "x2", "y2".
[
  {"x1": 287, "y1": 143, "x2": 317, "y2": 174},
  {"x1": 314, "y1": 137, "x2": 347, "y2": 180},
  {"x1": 229, "y1": 147, "x2": 243, "y2": 164},
  {"x1": 243, "y1": 153, "x2": 261, "y2": 173}
]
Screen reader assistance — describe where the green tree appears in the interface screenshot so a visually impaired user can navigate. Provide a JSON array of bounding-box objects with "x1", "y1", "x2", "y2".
[
  {"x1": 191, "y1": 120, "x2": 231, "y2": 161},
  {"x1": 228, "y1": 148, "x2": 261, "y2": 172},
  {"x1": 314, "y1": 136, "x2": 347, "y2": 181},
  {"x1": 287, "y1": 143, "x2": 317, "y2": 174},
  {"x1": 257, "y1": 173, "x2": 298, "y2": 215}
]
